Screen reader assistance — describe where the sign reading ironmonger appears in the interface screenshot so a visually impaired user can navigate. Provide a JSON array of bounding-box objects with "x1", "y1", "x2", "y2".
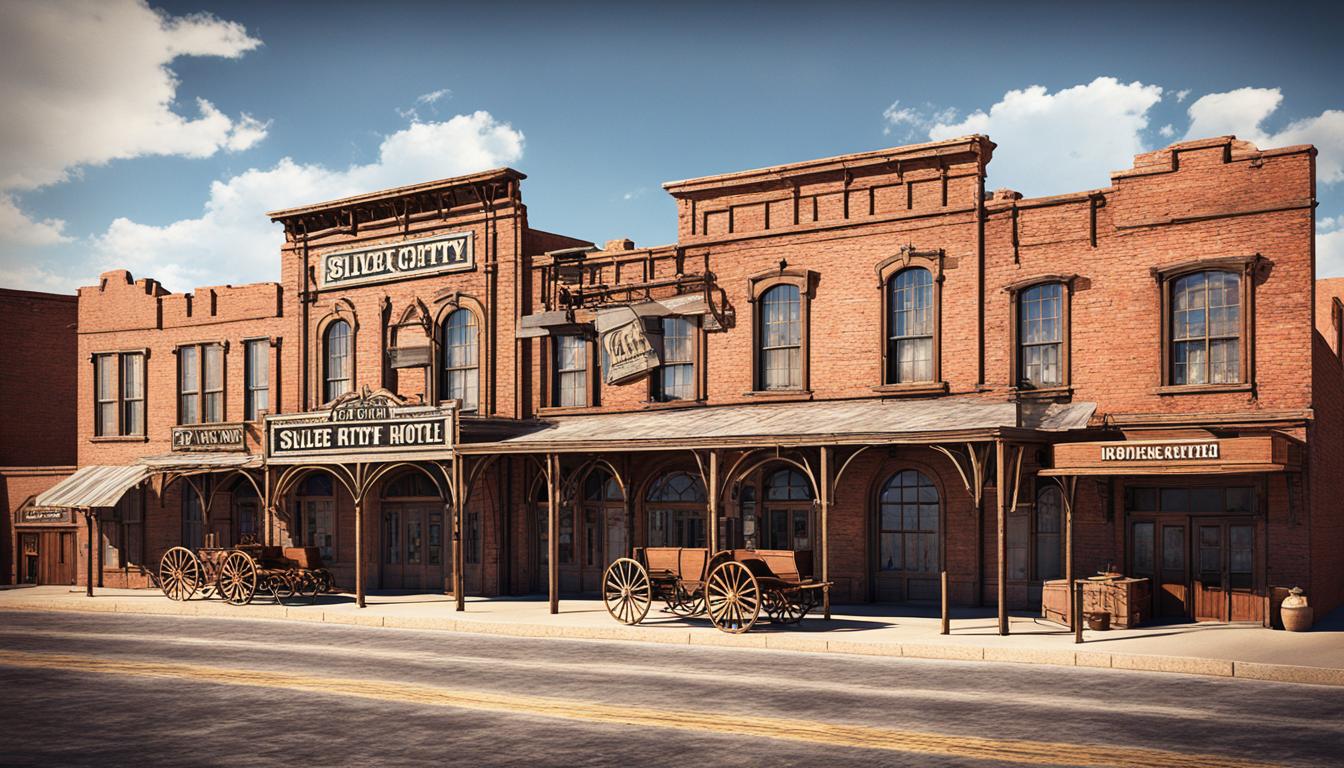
[
  {"x1": 266, "y1": 389, "x2": 454, "y2": 462},
  {"x1": 1100, "y1": 442, "x2": 1221, "y2": 461},
  {"x1": 319, "y1": 231, "x2": 473, "y2": 289}
]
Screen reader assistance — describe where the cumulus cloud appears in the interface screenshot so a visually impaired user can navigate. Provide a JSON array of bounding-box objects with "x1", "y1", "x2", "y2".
[
  {"x1": 1184, "y1": 87, "x2": 1344, "y2": 184},
  {"x1": 0, "y1": 194, "x2": 71, "y2": 247},
  {"x1": 926, "y1": 76, "x2": 1164, "y2": 196},
  {"x1": 1320, "y1": 226, "x2": 1344, "y2": 278},
  {"x1": 85, "y1": 111, "x2": 525, "y2": 291}
]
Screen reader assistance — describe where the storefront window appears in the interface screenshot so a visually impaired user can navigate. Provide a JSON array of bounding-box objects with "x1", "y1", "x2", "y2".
[
  {"x1": 1125, "y1": 485, "x2": 1256, "y2": 515},
  {"x1": 182, "y1": 490, "x2": 204, "y2": 551},
  {"x1": 878, "y1": 470, "x2": 939, "y2": 574},
  {"x1": 646, "y1": 471, "x2": 706, "y2": 548}
]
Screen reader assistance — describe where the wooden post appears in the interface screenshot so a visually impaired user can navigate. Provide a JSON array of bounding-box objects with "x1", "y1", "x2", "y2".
[
  {"x1": 707, "y1": 451, "x2": 719, "y2": 553},
  {"x1": 820, "y1": 446, "x2": 831, "y2": 621},
  {"x1": 940, "y1": 570, "x2": 949, "y2": 635},
  {"x1": 85, "y1": 511, "x2": 94, "y2": 597},
  {"x1": 354, "y1": 496, "x2": 365, "y2": 608},
  {"x1": 1064, "y1": 478, "x2": 1074, "y2": 630},
  {"x1": 995, "y1": 439, "x2": 1008, "y2": 636},
  {"x1": 454, "y1": 457, "x2": 465, "y2": 612},
  {"x1": 1074, "y1": 580, "x2": 1084, "y2": 644},
  {"x1": 548, "y1": 453, "x2": 559, "y2": 615}
]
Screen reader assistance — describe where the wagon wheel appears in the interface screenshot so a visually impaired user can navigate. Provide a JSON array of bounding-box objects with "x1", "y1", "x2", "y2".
[
  {"x1": 216, "y1": 551, "x2": 258, "y2": 605},
  {"x1": 159, "y1": 547, "x2": 201, "y2": 601},
  {"x1": 763, "y1": 590, "x2": 808, "y2": 625},
  {"x1": 706, "y1": 561, "x2": 761, "y2": 634},
  {"x1": 602, "y1": 558, "x2": 652, "y2": 625}
]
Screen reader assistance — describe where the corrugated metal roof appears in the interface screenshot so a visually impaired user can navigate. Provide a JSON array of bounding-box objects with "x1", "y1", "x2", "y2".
[
  {"x1": 137, "y1": 453, "x2": 263, "y2": 470},
  {"x1": 32, "y1": 465, "x2": 149, "y2": 509},
  {"x1": 462, "y1": 397, "x2": 1096, "y2": 453}
]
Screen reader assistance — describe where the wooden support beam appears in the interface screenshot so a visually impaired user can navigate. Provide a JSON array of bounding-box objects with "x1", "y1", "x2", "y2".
[
  {"x1": 85, "y1": 511, "x2": 94, "y2": 598},
  {"x1": 548, "y1": 453, "x2": 559, "y2": 615},
  {"x1": 995, "y1": 439, "x2": 1008, "y2": 636},
  {"x1": 707, "y1": 451, "x2": 720, "y2": 553},
  {"x1": 820, "y1": 446, "x2": 832, "y2": 620},
  {"x1": 454, "y1": 456, "x2": 465, "y2": 612},
  {"x1": 354, "y1": 497, "x2": 366, "y2": 608}
]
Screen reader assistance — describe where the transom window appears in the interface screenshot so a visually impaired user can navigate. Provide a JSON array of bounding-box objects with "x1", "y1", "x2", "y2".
[
  {"x1": 887, "y1": 268, "x2": 934, "y2": 383},
  {"x1": 1170, "y1": 270, "x2": 1240, "y2": 385},
  {"x1": 647, "y1": 471, "x2": 707, "y2": 548},
  {"x1": 323, "y1": 320, "x2": 353, "y2": 403},
  {"x1": 878, "y1": 470, "x2": 939, "y2": 574},
  {"x1": 93, "y1": 351, "x2": 145, "y2": 437},
  {"x1": 178, "y1": 343, "x2": 224, "y2": 424},
  {"x1": 441, "y1": 309, "x2": 480, "y2": 413},
  {"x1": 554, "y1": 334, "x2": 588, "y2": 408},
  {"x1": 654, "y1": 316, "x2": 695, "y2": 402},
  {"x1": 758, "y1": 284, "x2": 801, "y2": 390},
  {"x1": 1018, "y1": 283, "x2": 1063, "y2": 388},
  {"x1": 765, "y1": 469, "x2": 813, "y2": 501}
]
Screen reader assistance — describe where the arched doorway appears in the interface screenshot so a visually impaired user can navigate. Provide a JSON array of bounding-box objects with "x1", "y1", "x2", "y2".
[
  {"x1": 761, "y1": 469, "x2": 815, "y2": 551},
  {"x1": 380, "y1": 471, "x2": 446, "y2": 591},
  {"x1": 646, "y1": 471, "x2": 707, "y2": 548},
  {"x1": 875, "y1": 469, "x2": 941, "y2": 602},
  {"x1": 230, "y1": 477, "x2": 260, "y2": 545},
  {"x1": 579, "y1": 468, "x2": 626, "y2": 592}
]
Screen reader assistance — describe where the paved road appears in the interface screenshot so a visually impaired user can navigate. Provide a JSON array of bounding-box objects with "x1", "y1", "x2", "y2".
[{"x1": 0, "y1": 611, "x2": 1339, "y2": 767}]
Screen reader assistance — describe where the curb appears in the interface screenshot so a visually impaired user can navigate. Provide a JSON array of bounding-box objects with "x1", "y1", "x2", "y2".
[{"x1": 3, "y1": 599, "x2": 1341, "y2": 687}]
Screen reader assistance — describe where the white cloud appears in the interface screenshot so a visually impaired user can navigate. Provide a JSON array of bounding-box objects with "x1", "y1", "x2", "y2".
[
  {"x1": 1320, "y1": 226, "x2": 1344, "y2": 278},
  {"x1": 927, "y1": 77, "x2": 1164, "y2": 196},
  {"x1": 84, "y1": 111, "x2": 525, "y2": 292},
  {"x1": 1174, "y1": 89, "x2": 1191, "y2": 103},
  {"x1": 0, "y1": 194, "x2": 71, "y2": 247},
  {"x1": 1184, "y1": 87, "x2": 1344, "y2": 184},
  {"x1": 417, "y1": 89, "x2": 452, "y2": 105},
  {"x1": 1158, "y1": 124, "x2": 1175, "y2": 139},
  {"x1": 882, "y1": 101, "x2": 921, "y2": 136},
  {"x1": 1319, "y1": 215, "x2": 1344, "y2": 232}
]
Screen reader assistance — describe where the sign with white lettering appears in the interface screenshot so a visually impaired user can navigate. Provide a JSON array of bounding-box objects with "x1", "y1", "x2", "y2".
[
  {"x1": 172, "y1": 423, "x2": 246, "y2": 452},
  {"x1": 319, "y1": 232, "x2": 474, "y2": 289},
  {"x1": 266, "y1": 389, "x2": 455, "y2": 463},
  {"x1": 1100, "y1": 442, "x2": 1221, "y2": 462},
  {"x1": 20, "y1": 507, "x2": 71, "y2": 525},
  {"x1": 600, "y1": 315, "x2": 660, "y2": 385}
]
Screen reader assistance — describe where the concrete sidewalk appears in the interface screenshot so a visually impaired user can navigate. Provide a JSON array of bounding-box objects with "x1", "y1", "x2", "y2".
[{"x1": 3, "y1": 585, "x2": 1342, "y2": 686}]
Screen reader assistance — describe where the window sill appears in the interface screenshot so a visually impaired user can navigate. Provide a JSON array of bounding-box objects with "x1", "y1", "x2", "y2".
[
  {"x1": 538, "y1": 405, "x2": 599, "y2": 417},
  {"x1": 872, "y1": 381, "x2": 949, "y2": 397},
  {"x1": 741, "y1": 390, "x2": 814, "y2": 402},
  {"x1": 1010, "y1": 385, "x2": 1073, "y2": 400},
  {"x1": 89, "y1": 435, "x2": 148, "y2": 443},
  {"x1": 640, "y1": 399, "x2": 707, "y2": 411},
  {"x1": 1153, "y1": 383, "x2": 1253, "y2": 396}
]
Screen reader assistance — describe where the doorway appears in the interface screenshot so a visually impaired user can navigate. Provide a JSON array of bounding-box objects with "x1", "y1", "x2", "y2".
[
  {"x1": 761, "y1": 469, "x2": 815, "y2": 551},
  {"x1": 1129, "y1": 520, "x2": 1189, "y2": 618},
  {"x1": 380, "y1": 472, "x2": 446, "y2": 592},
  {"x1": 1193, "y1": 520, "x2": 1261, "y2": 623},
  {"x1": 18, "y1": 529, "x2": 76, "y2": 586}
]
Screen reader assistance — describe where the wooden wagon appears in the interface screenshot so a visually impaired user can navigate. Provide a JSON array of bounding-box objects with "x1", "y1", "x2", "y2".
[
  {"x1": 602, "y1": 547, "x2": 831, "y2": 634},
  {"x1": 158, "y1": 543, "x2": 333, "y2": 606}
]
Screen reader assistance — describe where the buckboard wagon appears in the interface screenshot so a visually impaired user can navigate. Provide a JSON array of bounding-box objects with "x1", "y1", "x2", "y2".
[
  {"x1": 602, "y1": 548, "x2": 831, "y2": 634},
  {"x1": 158, "y1": 542, "x2": 333, "y2": 606}
]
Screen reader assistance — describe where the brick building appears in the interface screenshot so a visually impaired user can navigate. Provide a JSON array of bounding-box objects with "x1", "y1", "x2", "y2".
[{"x1": 24, "y1": 134, "x2": 1344, "y2": 629}]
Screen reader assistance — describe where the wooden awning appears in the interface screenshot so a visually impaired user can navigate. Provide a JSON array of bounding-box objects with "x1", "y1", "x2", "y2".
[{"x1": 1041, "y1": 434, "x2": 1298, "y2": 476}]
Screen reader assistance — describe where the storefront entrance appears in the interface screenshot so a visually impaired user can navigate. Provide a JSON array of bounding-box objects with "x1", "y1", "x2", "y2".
[
  {"x1": 18, "y1": 529, "x2": 76, "y2": 586},
  {"x1": 533, "y1": 469, "x2": 628, "y2": 594},
  {"x1": 380, "y1": 473, "x2": 446, "y2": 592}
]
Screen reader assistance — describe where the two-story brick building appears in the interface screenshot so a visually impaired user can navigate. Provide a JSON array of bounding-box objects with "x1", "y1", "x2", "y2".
[{"x1": 28, "y1": 133, "x2": 1343, "y2": 629}]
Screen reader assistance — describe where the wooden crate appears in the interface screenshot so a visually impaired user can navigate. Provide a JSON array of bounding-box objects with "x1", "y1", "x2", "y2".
[{"x1": 1040, "y1": 577, "x2": 1151, "y2": 628}]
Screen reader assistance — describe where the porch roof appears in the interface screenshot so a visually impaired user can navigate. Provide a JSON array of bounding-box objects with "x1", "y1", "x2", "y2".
[
  {"x1": 31, "y1": 464, "x2": 149, "y2": 510},
  {"x1": 459, "y1": 397, "x2": 1096, "y2": 454},
  {"x1": 137, "y1": 452, "x2": 264, "y2": 471}
]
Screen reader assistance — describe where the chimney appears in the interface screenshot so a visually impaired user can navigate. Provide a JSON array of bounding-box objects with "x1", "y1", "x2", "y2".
[{"x1": 604, "y1": 238, "x2": 635, "y2": 251}]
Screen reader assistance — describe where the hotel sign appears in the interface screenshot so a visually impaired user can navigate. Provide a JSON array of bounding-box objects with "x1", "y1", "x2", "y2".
[
  {"x1": 266, "y1": 388, "x2": 454, "y2": 462},
  {"x1": 1100, "y1": 442, "x2": 1220, "y2": 462},
  {"x1": 319, "y1": 231, "x2": 473, "y2": 289},
  {"x1": 172, "y1": 423, "x2": 246, "y2": 452}
]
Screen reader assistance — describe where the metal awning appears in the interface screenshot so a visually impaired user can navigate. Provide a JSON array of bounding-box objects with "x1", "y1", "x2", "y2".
[
  {"x1": 137, "y1": 452, "x2": 264, "y2": 472},
  {"x1": 459, "y1": 397, "x2": 1097, "y2": 454},
  {"x1": 31, "y1": 464, "x2": 150, "y2": 510}
]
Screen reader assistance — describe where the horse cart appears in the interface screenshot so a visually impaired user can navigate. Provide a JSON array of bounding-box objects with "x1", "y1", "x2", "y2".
[
  {"x1": 158, "y1": 541, "x2": 333, "y2": 606},
  {"x1": 602, "y1": 548, "x2": 830, "y2": 634}
]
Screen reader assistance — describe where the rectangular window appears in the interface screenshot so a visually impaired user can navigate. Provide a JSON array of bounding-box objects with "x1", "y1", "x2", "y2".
[
  {"x1": 654, "y1": 317, "x2": 695, "y2": 401},
  {"x1": 179, "y1": 346, "x2": 199, "y2": 424},
  {"x1": 555, "y1": 335, "x2": 588, "y2": 408},
  {"x1": 760, "y1": 285, "x2": 802, "y2": 390},
  {"x1": 466, "y1": 511, "x2": 481, "y2": 565},
  {"x1": 244, "y1": 339, "x2": 270, "y2": 420},
  {"x1": 178, "y1": 343, "x2": 224, "y2": 424},
  {"x1": 95, "y1": 354, "x2": 117, "y2": 436},
  {"x1": 1006, "y1": 511, "x2": 1029, "y2": 581},
  {"x1": 303, "y1": 500, "x2": 336, "y2": 562},
  {"x1": 1170, "y1": 270, "x2": 1241, "y2": 386},
  {"x1": 94, "y1": 352, "x2": 145, "y2": 437},
  {"x1": 1018, "y1": 283, "x2": 1063, "y2": 388}
]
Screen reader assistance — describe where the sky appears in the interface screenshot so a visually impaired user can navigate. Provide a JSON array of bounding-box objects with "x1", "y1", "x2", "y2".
[{"x1": 1, "y1": 0, "x2": 1343, "y2": 294}]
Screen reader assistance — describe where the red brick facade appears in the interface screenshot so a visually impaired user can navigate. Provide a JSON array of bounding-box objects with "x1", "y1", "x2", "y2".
[{"x1": 26, "y1": 134, "x2": 1343, "y2": 625}]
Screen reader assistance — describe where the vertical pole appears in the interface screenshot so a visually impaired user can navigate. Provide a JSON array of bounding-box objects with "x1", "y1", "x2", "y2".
[
  {"x1": 354, "y1": 496, "x2": 366, "y2": 608},
  {"x1": 454, "y1": 458, "x2": 465, "y2": 612},
  {"x1": 820, "y1": 446, "x2": 831, "y2": 621},
  {"x1": 1065, "y1": 478, "x2": 1074, "y2": 630},
  {"x1": 940, "y1": 570, "x2": 949, "y2": 635},
  {"x1": 548, "y1": 453, "x2": 559, "y2": 615},
  {"x1": 995, "y1": 439, "x2": 1008, "y2": 636},
  {"x1": 707, "y1": 451, "x2": 720, "y2": 553},
  {"x1": 85, "y1": 511, "x2": 94, "y2": 597},
  {"x1": 1074, "y1": 580, "x2": 1084, "y2": 644}
]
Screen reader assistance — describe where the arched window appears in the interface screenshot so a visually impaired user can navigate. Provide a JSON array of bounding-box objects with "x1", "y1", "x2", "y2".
[
  {"x1": 765, "y1": 469, "x2": 814, "y2": 501},
  {"x1": 1018, "y1": 283, "x2": 1063, "y2": 388},
  {"x1": 582, "y1": 468, "x2": 627, "y2": 568},
  {"x1": 440, "y1": 309, "x2": 479, "y2": 413},
  {"x1": 584, "y1": 469, "x2": 624, "y2": 502},
  {"x1": 382, "y1": 471, "x2": 439, "y2": 498},
  {"x1": 1035, "y1": 485, "x2": 1063, "y2": 581},
  {"x1": 1170, "y1": 270, "x2": 1240, "y2": 385},
  {"x1": 762, "y1": 468, "x2": 816, "y2": 551},
  {"x1": 646, "y1": 471, "x2": 706, "y2": 548},
  {"x1": 878, "y1": 470, "x2": 939, "y2": 575},
  {"x1": 758, "y1": 284, "x2": 801, "y2": 390},
  {"x1": 323, "y1": 320, "x2": 353, "y2": 403},
  {"x1": 886, "y1": 268, "x2": 933, "y2": 383}
]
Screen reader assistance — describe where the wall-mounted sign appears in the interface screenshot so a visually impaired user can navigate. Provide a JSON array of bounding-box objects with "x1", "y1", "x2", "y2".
[
  {"x1": 266, "y1": 387, "x2": 454, "y2": 463},
  {"x1": 388, "y1": 345, "x2": 432, "y2": 369},
  {"x1": 1100, "y1": 442, "x2": 1220, "y2": 461},
  {"x1": 600, "y1": 311, "x2": 660, "y2": 385},
  {"x1": 20, "y1": 507, "x2": 71, "y2": 525},
  {"x1": 318, "y1": 231, "x2": 473, "y2": 289},
  {"x1": 172, "y1": 423, "x2": 246, "y2": 452}
]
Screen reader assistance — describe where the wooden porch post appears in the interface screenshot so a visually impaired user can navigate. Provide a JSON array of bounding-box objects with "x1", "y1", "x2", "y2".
[
  {"x1": 548, "y1": 452, "x2": 559, "y2": 615},
  {"x1": 454, "y1": 457, "x2": 465, "y2": 612},
  {"x1": 354, "y1": 495, "x2": 366, "y2": 608},
  {"x1": 707, "y1": 451, "x2": 719, "y2": 553},
  {"x1": 85, "y1": 510, "x2": 94, "y2": 597},
  {"x1": 995, "y1": 439, "x2": 1008, "y2": 636},
  {"x1": 820, "y1": 446, "x2": 831, "y2": 621},
  {"x1": 1063, "y1": 476, "x2": 1075, "y2": 630}
]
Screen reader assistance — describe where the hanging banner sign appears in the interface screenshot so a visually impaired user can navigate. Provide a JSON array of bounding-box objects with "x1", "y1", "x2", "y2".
[
  {"x1": 600, "y1": 311, "x2": 660, "y2": 385},
  {"x1": 266, "y1": 388, "x2": 455, "y2": 462},
  {"x1": 319, "y1": 231, "x2": 474, "y2": 289},
  {"x1": 171, "y1": 423, "x2": 246, "y2": 452}
]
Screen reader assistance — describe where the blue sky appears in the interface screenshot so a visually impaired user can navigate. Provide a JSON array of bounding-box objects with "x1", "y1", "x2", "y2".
[{"x1": 2, "y1": 0, "x2": 1342, "y2": 293}]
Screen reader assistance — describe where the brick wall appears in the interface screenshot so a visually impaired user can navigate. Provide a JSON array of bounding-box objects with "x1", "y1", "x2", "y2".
[{"x1": 0, "y1": 289, "x2": 77, "y2": 466}]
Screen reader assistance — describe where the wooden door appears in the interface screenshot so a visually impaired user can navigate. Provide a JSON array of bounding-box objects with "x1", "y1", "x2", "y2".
[
  {"x1": 764, "y1": 506, "x2": 813, "y2": 551},
  {"x1": 1157, "y1": 523, "x2": 1188, "y2": 617},
  {"x1": 20, "y1": 533, "x2": 38, "y2": 584},
  {"x1": 382, "y1": 503, "x2": 444, "y2": 591},
  {"x1": 19, "y1": 531, "x2": 76, "y2": 586},
  {"x1": 1194, "y1": 521, "x2": 1262, "y2": 623}
]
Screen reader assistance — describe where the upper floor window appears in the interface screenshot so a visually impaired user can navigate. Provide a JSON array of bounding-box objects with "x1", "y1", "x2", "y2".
[
  {"x1": 324, "y1": 320, "x2": 353, "y2": 403},
  {"x1": 1170, "y1": 270, "x2": 1240, "y2": 386},
  {"x1": 1018, "y1": 283, "x2": 1064, "y2": 388},
  {"x1": 758, "y1": 284, "x2": 801, "y2": 390},
  {"x1": 653, "y1": 316, "x2": 695, "y2": 402},
  {"x1": 554, "y1": 334, "x2": 588, "y2": 408},
  {"x1": 94, "y1": 351, "x2": 145, "y2": 437},
  {"x1": 441, "y1": 309, "x2": 479, "y2": 413},
  {"x1": 244, "y1": 339, "x2": 269, "y2": 421},
  {"x1": 886, "y1": 268, "x2": 934, "y2": 383},
  {"x1": 178, "y1": 343, "x2": 224, "y2": 424}
]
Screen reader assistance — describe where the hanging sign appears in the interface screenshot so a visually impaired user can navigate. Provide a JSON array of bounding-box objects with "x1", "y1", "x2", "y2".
[
  {"x1": 319, "y1": 231, "x2": 474, "y2": 289},
  {"x1": 599, "y1": 309, "x2": 660, "y2": 385}
]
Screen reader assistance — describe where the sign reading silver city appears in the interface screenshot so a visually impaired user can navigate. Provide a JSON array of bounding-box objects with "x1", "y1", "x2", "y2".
[
  {"x1": 1100, "y1": 442, "x2": 1221, "y2": 461},
  {"x1": 319, "y1": 231, "x2": 473, "y2": 289},
  {"x1": 265, "y1": 388, "x2": 455, "y2": 463}
]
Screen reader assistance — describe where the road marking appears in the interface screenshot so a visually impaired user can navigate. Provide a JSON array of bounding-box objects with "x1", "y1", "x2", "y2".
[
  {"x1": 3, "y1": 625, "x2": 1337, "y2": 735},
  {"x1": 0, "y1": 650, "x2": 1272, "y2": 768}
]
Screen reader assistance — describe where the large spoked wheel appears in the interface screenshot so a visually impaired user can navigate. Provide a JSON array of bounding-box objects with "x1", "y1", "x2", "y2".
[
  {"x1": 706, "y1": 560, "x2": 761, "y2": 634},
  {"x1": 763, "y1": 590, "x2": 808, "y2": 625},
  {"x1": 603, "y1": 558, "x2": 652, "y2": 625},
  {"x1": 217, "y1": 551, "x2": 258, "y2": 605},
  {"x1": 159, "y1": 547, "x2": 201, "y2": 601}
]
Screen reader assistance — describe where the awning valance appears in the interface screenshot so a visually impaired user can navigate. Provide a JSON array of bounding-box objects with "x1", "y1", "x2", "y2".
[{"x1": 32, "y1": 464, "x2": 149, "y2": 510}]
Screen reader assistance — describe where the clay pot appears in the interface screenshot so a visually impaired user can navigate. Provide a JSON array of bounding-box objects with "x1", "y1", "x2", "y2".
[
  {"x1": 1085, "y1": 611, "x2": 1111, "y2": 631},
  {"x1": 1281, "y1": 587, "x2": 1313, "y2": 632}
]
